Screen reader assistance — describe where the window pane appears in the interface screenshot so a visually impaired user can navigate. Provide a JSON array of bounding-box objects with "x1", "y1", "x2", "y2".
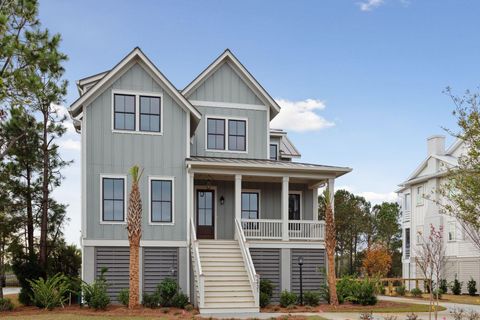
[
  {"x1": 204, "y1": 209, "x2": 212, "y2": 225},
  {"x1": 115, "y1": 114, "x2": 124, "y2": 130},
  {"x1": 237, "y1": 121, "x2": 245, "y2": 135},
  {"x1": 207, "y1": 119, "x2": 216, "y2": 134},
  {"x1": 242, "y1": 194, "x2": 249, "y2": 210},
  {"x1": 125, "y1": 95, "x2": 135, "y2": 113},
  {"x1": 113, "y1": 200, "x2": 124, "y2": 221},
  {"x1": 152, "y1": 181, "x2": 161, "y2": 201},
  {"x1": 140, "y1": 115, "x2": 150, "y2": 131},
  {"x1": 104, "y1": 200, "x2": 114, "y2": 221},
  {"x1": 103, "y1": 179, "x2": 113, "y2": 199},
  {"x1": 236, "y1": 137, "x2": 245, "y2": 151},
  {"x1": 161, "y1": 202, "x2": 171, "y2": 222},
  {"x1": 250, "y1": 194, "x2": 258, "y2": 210},
  {"x1": 229, "y1": 120, "x2": 237, "y2": 135},
  {"x1": 125, "y1": 114, "x2": 135, "y2": 130},
  {"x1": 241, "y1": 210, "x2": 249, "y2": 219},
  {"x1": 150, "y1": 97, "x2": 160, "y2": 114},
  {"x1": 114, "y1": 95, "x2": 124, "y2": 112},
  {"x1": 152, "y1": 202, "x2": 162, "y2": 221},
  {"x1": 150, "y1": 115, "x2": 160, "y2": 132},
  {"x1": 161, "y1": 181, "x2": 171, "y2": 201},
  {"x1": 140, "y1": 97, "x2": 150, "y2": 114},
  {"x1": 207, "y1": 135, "x2": 216, "y2": 149},
  {"x1": 216, "y1": 119, "x2": 225, "y2": 134},
  {"x1": 216, "y1": 135, "x2": 224, "y2": 149},
  {"x1": 114, "y1": 179, "x2": 124, "y2": 200}
]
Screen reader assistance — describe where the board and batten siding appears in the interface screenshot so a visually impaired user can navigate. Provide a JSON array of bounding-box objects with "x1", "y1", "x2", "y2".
[
  {"x1": 187, "y1": 62, "x2": 263, "y2": 105},
  {"x1": 95, "y1": 247, "x2": 129, "y2": 302},
  {"x1": 143, "y1": 247, "x2": 178, "y2": 294},
  {"x1": 250, "y1": 248, "x2": 281, "y2": 302},
  {"x1": 85, "y1": 62, "x2": 188, "y2": 241},
  {"x1": 290, "y1": 249, "x2": 326, "y2": 295}
]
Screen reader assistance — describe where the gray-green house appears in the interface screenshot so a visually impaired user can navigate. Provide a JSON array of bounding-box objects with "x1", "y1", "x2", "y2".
[{"x1": 68, "y1": 47, "x2": 351, "y2": 314}]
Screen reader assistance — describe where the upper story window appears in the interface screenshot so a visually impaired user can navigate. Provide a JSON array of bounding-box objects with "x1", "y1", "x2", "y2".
[
  {"x1": 140, "y1": 96, "x2": 161, "y2": 132},
  {"x1": 150, "y1": 178, "x2": 173, "y2": 224},
  {"x1": 416, "y1": 185, "x2": 424, "y2": 206},
  {"x1": 207, "y1": 118, "x2": 225, "y2": 150},
  {"x1": 102, "y1": 177, "x2": 125, "y2": 222},
  {"x1": 448, "y1": 222, "x2": 456, "y2": 241},
  {"x1": 405, "y1": 228, "x2": 411, "y2": 258},
  {"x1": 206, "y1": 117, "x2": 248, "y2": 152},
  {"x1": 241, "y1": 191, "x2": 259, "y2": 219},
  {"x1": 270, "y1": 144, "x2": 278, "y2": 160},
  {"x1": 404, "y1": 193, "x2": 411, "y2": 211},
  {"x1": 113, "y1": 91, "x2": 162, "y2": 134},
  {"x1": 114, "y1": 94, "x2": 136, "y2": 131}
]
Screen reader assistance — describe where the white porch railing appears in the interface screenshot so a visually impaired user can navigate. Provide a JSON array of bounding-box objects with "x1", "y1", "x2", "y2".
[
  {"x1": 190, "y1": 218, "x2": 205, "y2": 308},
  {"x1": 234, "y1": 218, "x2": 260, "y2": 306},
  {"x1": 241, "y1": 219, "x2": 325, "y2": 241}
]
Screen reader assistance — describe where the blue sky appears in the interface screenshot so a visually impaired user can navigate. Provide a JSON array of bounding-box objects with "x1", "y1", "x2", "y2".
[{"x1": 38, "y1": 0, "x2": 480, "y2": 245}]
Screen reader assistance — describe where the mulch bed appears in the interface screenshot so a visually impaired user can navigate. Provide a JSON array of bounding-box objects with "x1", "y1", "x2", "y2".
[{"x1": 262, "y1": 300, "x2": 420, "y2": 313}]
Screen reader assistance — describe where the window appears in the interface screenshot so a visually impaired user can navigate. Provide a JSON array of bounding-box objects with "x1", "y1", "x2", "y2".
[
  {"x1": 140, "y1": 96, "x2": 161, "y2": 132},
  {"x1": 416, "y1": 226, "x2": 423, "y2": 244},
  {"x1": 102, "y1": 177, "x2": 125, "y2": 222},
  {"x1": 404, "y1": 193, "x2": 411, "y2": 211},
  {"x1": 448, "y1": 222, "x2": 456, "y2": 241},
  {"x1": 289, "y1": 193, "x2": 301, "y2": 220},
  {"x1": 241, "y1": 192, "x2": 259, "y2": 219},
  {"x1": 416, "y1": 186, "x2": 424, "y2": 206},
  {"x1": 207, "y1": 118, "x2": 225, "y2": 150},
  {"x1": 228, "y1": 120, "x2": 246, "y2": 151},
  {"x1": 150, "y1": 179, "x2": 173, "y2": 223},
  {"x1": 114, "y1": 94, "x2": 135, "y2": 130},
  {"x1": 405, "y1": 228, "x2": 411, "y2": 258},
  {"x1": 270, "y1": 144, "x2": 278, "y2": 160}
]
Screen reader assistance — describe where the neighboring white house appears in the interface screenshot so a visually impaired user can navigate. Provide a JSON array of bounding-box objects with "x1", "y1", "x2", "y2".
[{"x1": 397, "y1": 135, "x2": 480, "y2": 292}]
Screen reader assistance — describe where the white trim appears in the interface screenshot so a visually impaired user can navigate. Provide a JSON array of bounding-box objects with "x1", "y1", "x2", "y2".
[
  {"x1": 194, "y1": 185, "x2": 218, "y2": 239},
  {"x1": 148, "y1": 176, "x2": 175, "y2": 225},
  {"x1": 82, "y1": 239, "x2": 188, "y2": 247},
  {"x1": 111, "y1": 89, "x2": 164, "y2": 136},
  {"x1": 204, "y1": 115, "x2": 249, "y2": 154},
  {"x1": 99, "y1": 174, "x2": 127, "y2": 224},
  {"x1": 289, "y1": 190, "x2": 303, "y2": 220},
  {"x1": 81, "y1": 105, "x2": 87, "y2": 237},
  {"x1": 186, "y1": 113, "x2": 191, "y2": 158},
  {"x1": 248, "y1": 241, "x2": 324, "y2": 249},
  {"x1": 241, "y1": 189, "x2": 262, "y2": 219},
  {"x1": 269, "y1": 142, "x2": 279, "y2": 161},
  {"x1": 190, "y1": 167, "x2": 337, "y2": 180},
  {"x1": 189, "y1": 99, "x2": 267, "y2": 111},
  {"x1": 266, "y1": 107, "x2": 270, "y2": 159}
]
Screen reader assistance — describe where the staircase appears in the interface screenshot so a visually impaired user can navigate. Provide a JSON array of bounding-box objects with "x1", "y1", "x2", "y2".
[{"x1": 197, "y1": 240, "x2": 259, "y2": 314}]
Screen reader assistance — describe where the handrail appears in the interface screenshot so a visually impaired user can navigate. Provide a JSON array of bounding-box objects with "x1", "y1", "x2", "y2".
[
  {"x1": 235, "y1": 218, "x2": 260, "y2": 307},
  {"x1": 190, "y1": 218, "x2": 205, "y2": 308}
]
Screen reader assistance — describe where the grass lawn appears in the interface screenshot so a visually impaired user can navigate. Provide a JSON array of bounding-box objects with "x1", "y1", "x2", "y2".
[
  {"x1": 0, "y1": 316, "x2": 172, "y2": 320},
  {"x1": 414, "y1": 293, "x2": 480, "y2": 305}
]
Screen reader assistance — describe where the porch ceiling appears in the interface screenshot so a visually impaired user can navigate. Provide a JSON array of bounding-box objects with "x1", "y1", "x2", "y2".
[{"x1": 193, "y1": 172, "x2": 320, "y2": 184}]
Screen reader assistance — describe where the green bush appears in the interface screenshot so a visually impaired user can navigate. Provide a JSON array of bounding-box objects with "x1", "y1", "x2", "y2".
[
  {"x1": 410, "y1": 288, "x2": 422, "y2": 297},
  {"x1": 279, "y1": 290, "x2": 297, "y2": 307},
  {"x1": 118, "y1": 288, "x2": 129, "y2": 307},
  {"x1": 12, "y1": 256, "x2": 45, "y2": 306},
  {"x1": 260, "y1": 279, "x2": 274, "y2": 307},
  {"x1": 27, "y1": 273, "x2": 71, "y2": 310},
  {"x1": 439, "y1": 279, "x2": 448, "y2": 294},
  {"x1": 468, "y1": 278, "x2": 477, "y2": 296},
  {"x1": 452, "y1": 277, "x2": 463, "y2": 295},
  {"x1": 395, "y1": 285, "x2": 406, "y2": 296},
  {"x1": 433, "y1": 289, "x2": 442, "y2": 300},
  {"x1": 0, "y1": 298, "x2": 14, "y2": 311},
  {"x1": 82, "y1": 267, "x2": 110, "y2": 310},
  {"x1": 336, "y1": 276, "x2": 357, "y2": 304},
  {"x1": 303, "y1": 291, "x2": 320, "y2": 306},
  {"x1": 157, "y1": 278, "x2": 178, "y2": 307},
  {"x1": 142, "y1": 292, "x2": 160, "y2": 308},
  {"x1": 336, "y1": 276, "x2": 377, "y2": 306},
  {"x1": 171, "y1": 292, "x2": 189, "y2": 309}
]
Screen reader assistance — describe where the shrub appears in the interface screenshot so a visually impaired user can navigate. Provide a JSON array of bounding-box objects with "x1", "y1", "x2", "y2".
[
  {"x1": 279, "y1": 290, "x2": 297, "y2": 307},
  {"x1": 451, "y1": 307, "x2": 465, "y2": 320},
  {"x1": 118, "y1": 288, "x2": 129, "y2": 307},
  {"x1": 157, "y1": 278, "x2": 178, "y2": 307},
  {"x1": 260, "y1": 279, "x2": 274, "y2": 307},
  {"x1": 360, "y1": 312, "x2": 373, "y2": 320},
  {"x1": 336, "y1": 276, "x2": 357, "y2": 304},
  {"x1": 395, "y1": 285, "x2": 406, "y2": 296},
  {"x1": 468, "y1": 278, "x2": 477, "y2": 296},
  {"x1": 184, "y1": 303, "x2": 194, "y2": 312},
  {"x1": 171, "y1": 292, "x2": 189, "y2": 309},
  {"x1": 142, "y1": 292, "x2": 160, "y2": 308},
  {"x1": 467, "y1": 310, "x2": 480, "y2": 320},
  {"x1": 0, "y1": 298, "x2": 14, "y2": 311},
  {"x1": 406, "y1": 313, "x2": 419, "y2": 320},
  {"x1": 433, "y1": 289, "x2": 442, "y2": 300},
  {"x1": 12, "y1": 256, "x2": 45, "y2": 306},
  {"x1": 82, "y1": 267, "x2": 110, "y2": 310},
  {"x1": 303, "y1": 291, "x2": 320, "y2": 306},
  {"x1": 353, "y1": 278, "x2": 377, "y2": 306},
  {"x1": 410, "y1": 288, "x2": 422, "y2": 297},
  {"x1": 452, "y1": 277, "x2": 463, "y2": 295},
  {"x1": 439, "y1": 279, "x2": 448, "y2": 294},
  {"x1": 28, "y1": 273, "x2": 71, "y2": 310}
]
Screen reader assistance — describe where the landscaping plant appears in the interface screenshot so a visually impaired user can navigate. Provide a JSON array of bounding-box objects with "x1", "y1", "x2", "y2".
[
  {"x1": 171, "y1": 292, "x2": 189, "y2": 309},
  {"x1": 260, "y1": 279, "x2": 274, "y2": 307},
  {"x1": 157, "y1": 278, "x2": 178, "y2": 307},
  {"x1": 395, "y1": 285, "x2": 406, "y2": 296},
  {"x1": 452, "y1": 277, "x2": 463, "y2": 295},
  {"x1": 410, "y1": 288, "x2": 422, "y2": 297},
  {"x1": 118, "y1": 288, "x2": 129, "y2": 307},
  {"x1": 406, "y1": 313, "x2": 418, "y2": 320},
  {"x1": 82, "y1": 267, "x2": 110, "y2": 310},
  {"x1": 468, "y1": 278, "x2": 477, "y2": 296},
  {"x1": 359, "y1": 312, "x2": 373, "y2": 320},
  {"x1": 467, "y1": 310, "x2": 480, "y2": 320},
  {"x1": 142, "y1": 292, "x2": 159, "y2": 308},
  {"x1": 439, "y1": 279, "x2": 448, "y2": 294},
  {"x1": 0, "y1": 298, "x2": 14, "y2": 311},
  {"x1": 451, "y1": 307, "x2": 465, "y2": 320},
  {"x1": 303, "y1": 291, "x2": 321, "y2": 306},
  {"x1": 279, "y1": 290, "x2": 297, "y2": 307},
  {"x1": 27, "y1": 273, "x2": 71, "y2": 310}
]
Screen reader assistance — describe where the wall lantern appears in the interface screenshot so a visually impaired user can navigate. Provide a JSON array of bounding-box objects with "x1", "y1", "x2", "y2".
[{"x1": 220, "y1": 196, "x2": 225, "y2": 205}]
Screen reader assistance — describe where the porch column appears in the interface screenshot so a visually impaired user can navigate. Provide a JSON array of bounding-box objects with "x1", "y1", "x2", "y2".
[
  {"x1": 235, "y1": 174, "x2": 242, "y2": 222},
  {"x1": 313, "y1": 187, "x2": 319, "y2": 221},
  {"x1": 281, "y1": 176, "x2": 289, "y2": 241},
  {"x1": 327, "y1": 178, "x2": 335, "y2": 212}
]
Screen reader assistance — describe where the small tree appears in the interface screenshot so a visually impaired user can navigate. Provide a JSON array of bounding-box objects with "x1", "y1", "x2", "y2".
[
  {"x1": 126, "y1": 165, "x2": 143, "y2": 308},
  {"x1": 362, "y1": 243, "x2": 392, "y2": 277},
  {"x1": 323, "y1": 189, "x2": 338, "y2": 306}
]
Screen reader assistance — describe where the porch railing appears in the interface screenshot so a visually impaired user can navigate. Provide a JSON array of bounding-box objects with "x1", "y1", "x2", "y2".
[
  {"x1": 190, "y1": 218, "x2": 205, "y2": 308},
  {"x1": 241, "y1": 219, "x2": 325, "y2": 241}
]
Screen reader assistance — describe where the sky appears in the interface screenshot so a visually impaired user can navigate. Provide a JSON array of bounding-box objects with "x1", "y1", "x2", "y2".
[{"x1": 37, "y1": 0, "x2": 480, "y2": 246}]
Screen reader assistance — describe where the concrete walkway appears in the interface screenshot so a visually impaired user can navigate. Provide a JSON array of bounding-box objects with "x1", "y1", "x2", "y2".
[{"x1": 2, "y1": 287, "x2": 20, "y2": 295}]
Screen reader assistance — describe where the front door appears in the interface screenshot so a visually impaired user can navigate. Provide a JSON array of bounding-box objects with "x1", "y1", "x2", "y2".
[{"x1": 196, "y1": 190, "x2": 215, "y2": 239}]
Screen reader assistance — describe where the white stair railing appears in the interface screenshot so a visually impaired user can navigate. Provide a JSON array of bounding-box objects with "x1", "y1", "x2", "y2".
[
  {"x1": 190, "y1": 218, "x2": 205, "y2": 308},
  {"x1": 235, "y1": 218, "x2": 260, "y2": 307}
]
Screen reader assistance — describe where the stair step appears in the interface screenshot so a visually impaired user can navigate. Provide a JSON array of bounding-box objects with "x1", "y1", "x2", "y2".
[
  {"x1": 201, "y1": 256, "x2": 244, "y2": 261},
  {"x1": 205, "y1": 275, "x2": 249, "y2": 281},
  {"x1": 205, "y1": 296, "x2": 255, "y2": 303},
  {"x1": 201, "y1": 306, "x2": 259, "y2": 313},
  {"x1": 202, "y1": 261, "x2": 245, "y2": 267},
  {"x1": 205, "y1": 280, "x2": 250, "y2": 286},
  {"x1": 206, "y1": 290, "x2": 253, "y2": 297},
  {"x1": 203, "y1": 271, "x2": 248, "y2": 276},
  {"x1": 205, "y1": 285, "x2": 251, "y2": 291}
]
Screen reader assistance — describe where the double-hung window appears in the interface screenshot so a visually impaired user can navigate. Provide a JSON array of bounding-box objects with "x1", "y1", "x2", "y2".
[
  {"x1": 114, "y1": 94, "x2": 136, "y2": 131},
  {"x1": 241, "y1": 192, "x2": 259, "y2": 219},
  {"x1": 207, "y1": 118, "x2": 225, "y2": 150},
  {"x1": 102, "y1": 177, "x2": 125, "y2": 222},
  {"x1": 228, "y1": 120, "x2": 246, "y2": 151},
  {"x1": 140, "y1": 96, "x2": 161, "y2": 132},
  {"x1": 150, "y1": 179, "x2": 173, "y2": 223},
  {"x1": 269, "y1": 144, "x2": 278, "y2": 160},
  {"x1": 206, "y1": 117, "x2": 247, "y2": 152},
  {"x1": 416, "y1": 185, "x2": 424, "y2": 206}
]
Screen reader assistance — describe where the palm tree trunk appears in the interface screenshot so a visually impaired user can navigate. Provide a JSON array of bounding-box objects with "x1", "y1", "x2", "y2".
[{"x1": 128, "y1": 241, "x2": 140, "y2": 308}]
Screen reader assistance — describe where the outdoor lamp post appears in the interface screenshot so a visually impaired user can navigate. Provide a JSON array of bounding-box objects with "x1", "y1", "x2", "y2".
[{"x1": 298, "y1": 256, "x2": 304, "y2": 305}]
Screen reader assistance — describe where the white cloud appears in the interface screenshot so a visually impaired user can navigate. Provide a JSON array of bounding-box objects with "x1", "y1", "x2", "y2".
[
  {"x1": 271, "y1": 99, "x2": 334, "y2": 132},
  {"x1": 58, "y1": 138, "x2": 81, "y2": 151},
  {"x1": 358, "y1": 0, "x2": 385, "y2": 11},
  {"x1": 336, "y1": 185, "x2": 399, "y2": 205}
]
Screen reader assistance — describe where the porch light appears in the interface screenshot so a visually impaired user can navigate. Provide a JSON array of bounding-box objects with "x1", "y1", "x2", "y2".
[
  {"x1": 220, "y1": 196, "x2": 225, "y2": 205},
  {"x1": 298, "y1": 256, "x2": 304, "y2": 305}
]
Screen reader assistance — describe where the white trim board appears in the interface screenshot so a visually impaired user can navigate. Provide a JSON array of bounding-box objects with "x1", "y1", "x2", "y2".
[
  {"x1": 82, "y1": 240, "x2": 188, "y2": 247},
  {"x1": 190, "y1": 100, "x2": 267, "y2": 111},
  {"x1": 247, "y1": 241, "x2": 324, "y2": 249}
]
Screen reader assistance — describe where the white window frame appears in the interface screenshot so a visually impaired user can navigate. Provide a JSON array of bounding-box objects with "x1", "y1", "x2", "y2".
[
  {"x1": 448, "y1": 221, "x2": 456, "y2": 242},
  {"x1": 416, "y1": 185, "x2": 424, "y2": 206},
  {"x1": 205, "y1": 115, "x2": 248, "y2": 153},
  {"x1": 100, "y1": 174, "x2": 127, "y2": 224},
  {"x1": 111, "y1": 89, "x2": 164, "y2": 136},
  {"x1": 269, "y1": 143, "x2": 279, "y2": 161},
  {"x1": 289, "y1": 190, "x2": 303, "y2": 220},
  {"x1": 148, "y1": 176, "x2": 175, "y2": 226},
  {"x1": 404, "y1": 193, "x2": 411, "y2": 212},
  {"x1": 241, "y1": 189, "x2": 261, "y2": 219}
]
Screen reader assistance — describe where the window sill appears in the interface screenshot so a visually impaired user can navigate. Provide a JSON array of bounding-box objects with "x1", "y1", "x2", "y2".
[
  {"x1": 148, "y1": 222, "x2": 175, "y2": 226},
  {"x1": 112, "y1": 129, "x2": 163, "y2": 136},
  {"x1": 100, "y1": 221, "x2": 127, "y2": 225},
  {"x1": 205, "y1": 148, "x2": 248, "y2": 154}
]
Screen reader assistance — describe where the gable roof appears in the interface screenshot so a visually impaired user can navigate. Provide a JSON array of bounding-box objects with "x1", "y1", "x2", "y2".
[
  {"x1": 182, "y1": 49, "x2": 281, "y2": 118},
  {"x1": 270, "y1": 129, "x2": 301, "y2": 158},
  {"x1": 68, "y1": 47, "x2": 202, "y2": 124}
]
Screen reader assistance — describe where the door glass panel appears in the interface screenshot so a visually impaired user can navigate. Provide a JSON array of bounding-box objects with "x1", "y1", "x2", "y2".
[
  {"x1": 289, "y1": 194, "x2": 301, "y2": 220},
  {"x1": 198, "y1": 191, "x2": 213, "y2": 226}
]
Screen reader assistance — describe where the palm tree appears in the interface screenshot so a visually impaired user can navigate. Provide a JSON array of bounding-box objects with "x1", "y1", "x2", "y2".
[
  {"x1": 324, "y1": 189, "x2": 338, "y2": 306},
  {"x1": 127, "y1": 165, "x2": 143, "y2": 308}
]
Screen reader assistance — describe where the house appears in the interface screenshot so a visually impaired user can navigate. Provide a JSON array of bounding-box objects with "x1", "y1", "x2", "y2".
[
  {"x1": 68, "y1": 47, "x2": 351, "y2": 314},
  {"x1": 397, "y1": 135, "x2": 480, "y2": 292}
]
